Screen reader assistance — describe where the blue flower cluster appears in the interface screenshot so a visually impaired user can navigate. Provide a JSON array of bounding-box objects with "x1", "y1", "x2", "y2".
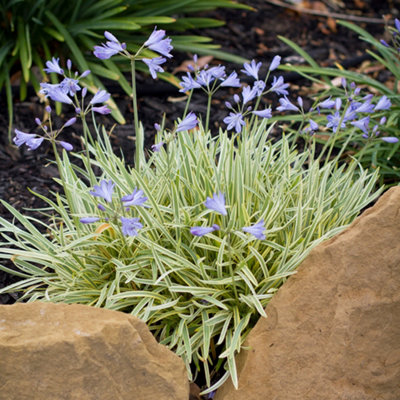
[
  {"x1": 191, "y1": 192, "x2": 266, "y2": 240},
  {"x1": 178, "y1": 55, "x2": 283, "y2": 133},
  {"x1": 313, "y1": 81, "x2": 397, "y2": 143},
  {"x1": 13, "y1": 57, "x2": 112, "y2": 152},
  {"x1": 80, "y1": 179, "x2": 148, "y2": 237},
  {"x1": 81, "y1": 182, "x2": 266, "y2": 241},
  {"x1": 94, "y1": 27, "x2": 173, "y2": 79}
]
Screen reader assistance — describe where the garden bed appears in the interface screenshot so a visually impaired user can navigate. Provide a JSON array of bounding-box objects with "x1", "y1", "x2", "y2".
[{"x1": 0, "y1": 0, "x2": 397, "y2": 397}]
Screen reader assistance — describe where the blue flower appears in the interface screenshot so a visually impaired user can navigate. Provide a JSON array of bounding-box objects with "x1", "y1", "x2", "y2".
[
  {"x1": 220, "y1": 71, "x2": 241, "y2": 87},
  {"x1": 269, "y1": 55, "x2": 281, "y2": 71},
  {"x1": 176, "y1": 112, "x2": 198, "y2": 132},
  {"x1": 179, "y1": 73, "x2": 202, "y2": 92},
  {"x1": 13, "y1": 130, "x2": 44, "y2": 151},
  {"x1": 242, "y1": 86, "x2": 257, "y2": 105},
  {"x1": 94, "y1": 32, "x2": 126, "y2": 59},
  {"x1": 143, "y1": 57, "x2": 166, "y2": 79},
  {"x1": 144, "y1": 27, "x2": 166, "y2": 47},
  {"x1": 208, "y1": 65, "x2": 226, "y2": 79},
  {"x1": 13, "y1": 130, "x2": 37, "y2": 147},
  {"x1": 270, "y1": 76, "x2": 289, "y2": 96},
  {"x1": 80, "y1": 217, "x2": 100, "y2": 224},
  {"x1": 241, "y1": 60, "x2": 262, "y2": 80},
  {"x1": 92, "y1": 106, "x2": 111, "y2": 115},
  {"x1": 80, "y1": 70, "x2": 91, "y2": 79},
  {"x1": 90, "y1": 89, "x2": 110, "y2": 105},
  {"x1": 304, "y1": 119, "x2": 319, "y2": 134},
  {"x1": 204, "y1": 192, "x2": 227, "y2": 216},
  {"x1": 326, "y1": 111, "x2": 346, "y2": 133},
  {"x1": 318, "y1": 97, "x2": 335, "y2": 109},
  {"x1": 353, "y1": 99, "x2": 374, "y2": 114},
  {"x1": 59, "y1": 78, "x2": 81, "y2": 96},
  {"x1": 94, "y1": 44, "x2": 120, "y2": 59},
  {"x1": 253, "y1": 80, "x2": 266, "y2": 96},
  {"x1": 190, "y1": 224, "x2": 220, "y2": 237},
  {"x1": 47, "y1": 87, "x2": 73, "y2": 104},
  {"x1": 104, "y1": 31, "x2": 120, "y2": 43},
  {"x1": 395, "y1": 18, "x2": 400, "y2": 33},
  {"x1": 374, "y1": 95, "x2": 391, "y2": 111},
  {"x1": 223, "y1": 112, "x2": 246, "y2": 133},
  {"x1": 151, "y1": 142, "x2": 164, "y2": 152},
  {"x1": 121, "y1": 188, "x2": 148, "y2": 207},
  {"x1": 196, "y1": 70, "x2": 214, "y2": 87},
  {"x1": 120, "y1": 217, "x2": 143, "y2": 237},
  {"x1": 242, "y1": 220, "x2": 265, "y2": 240},
  {"x1": 297, "y1": 96, "x2": 303, "y2": 108},
  {"x1": 44, "y1": 57, "x2": 63, "y2": 75},
  {"x1": 144, "y1": 27, "x2": 173, "y2": 58},
  {"x1": 381, "y1": 137, "x2": 399, "y2": 143},
  {"x1": 276, "y1": 97, "x2": 299, "y2": 112},
  {"x1": 39, "y1": 82, "x2": 59, "y2": 96},
  {"x1": 252, "y1": 108, "x2": 272, "y2": 119},
  {"x1": 59, "y1": 141, "x2": 73, "y2": 151},
  {"x1": 90, "y1": 180, "x2": 115, "y2": 203},
  {"x1": 351, "y1": 116, "x2": 370, "y2": 135},
  {"x1": 26, "y1": 137, "x2": 44, "y2": 151},
  {"x1": 148, "y1": 38, "x2": 173, "y2": 58}
]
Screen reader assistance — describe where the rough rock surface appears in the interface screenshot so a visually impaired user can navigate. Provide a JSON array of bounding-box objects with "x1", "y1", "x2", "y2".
[
  {"x1": 0, "y1": 302, "x2": 189, "y2": 400},
  {"x1": 216, "y1": 187, "x2": 400, "y2": 400}
]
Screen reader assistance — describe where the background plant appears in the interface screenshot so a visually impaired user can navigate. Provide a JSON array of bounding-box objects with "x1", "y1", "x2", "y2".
[
  {"x1": 0, "y1": 0, "x2": 249, "y2": 136},
  {"x1": 276, "y1": 20, "x2": 400, "y2": 186}
]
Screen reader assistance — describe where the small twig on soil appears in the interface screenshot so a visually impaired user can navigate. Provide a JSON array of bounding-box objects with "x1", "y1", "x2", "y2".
[{"x1": 264, "y1": 0, "x2": 386, "y2": 24}]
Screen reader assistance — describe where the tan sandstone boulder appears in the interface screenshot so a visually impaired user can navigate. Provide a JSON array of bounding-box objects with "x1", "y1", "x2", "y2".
[
  {"x1": 216, "y1": 186, "x2": 400, "y2": 400},
  {"x1": 0, "y1": 302, "x2": 189, "y2": 400}
]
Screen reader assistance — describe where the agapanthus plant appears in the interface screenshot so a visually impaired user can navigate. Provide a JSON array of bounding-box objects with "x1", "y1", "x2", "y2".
[
  {"x1": 0, "y1": 26, "x2": 385, "y2": 396},
  {"x1": 277, "y1": 19, "x2": 400, "y2": 185}
]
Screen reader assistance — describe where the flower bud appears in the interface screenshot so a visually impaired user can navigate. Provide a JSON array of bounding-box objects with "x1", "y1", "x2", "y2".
[
  {"x1": 64, "y1": 117, "x2": 77, "y2": 127},
  {"x1": 80, "y1": 70, "x2": 91, "y2": 79},
  {"x1": 297, "y1": 96, "x2": 303, "y2": 108},
  {"x1": 59, "y1": 141, "x2": 73, "y2": 151}
]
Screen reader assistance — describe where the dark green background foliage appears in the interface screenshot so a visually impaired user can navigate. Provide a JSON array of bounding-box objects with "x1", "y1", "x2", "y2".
[{"x1": 0, "y1": 0, "x2": 249, "y2": 126}]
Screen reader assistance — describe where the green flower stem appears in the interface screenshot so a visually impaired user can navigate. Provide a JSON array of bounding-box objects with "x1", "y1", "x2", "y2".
[
  {"x1": 289, "y1": 113, "x2": 306, "y2": 152},
  {"x1": 183, "y1": 90, "x2": 193, "y2": 119},
  {"x1": 336, "y1": 129, "x2": 356, "y2": 160},
  {"x1": 51, "y1": 141, "x2": 81, "y2": 233},
  {"x1": 249, "y1": 70, "x2": 271, "y2": 128},
  {"x1": 354, "y1": 138, "x2": 373, "y2": 165},
  {"x1": 81, "y1": 116, "x2": 96, "y2": 185},
  {"x1": 205, "y1": 92, "x2": 213, "y2": 133},
  {"x1": 130, "y1": 58, "x2": 140, "y2": 171}
]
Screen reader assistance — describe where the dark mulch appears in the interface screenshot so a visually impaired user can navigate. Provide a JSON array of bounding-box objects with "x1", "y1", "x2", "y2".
[{"x1": 0, "y1": 0, "x2": 396, "y2": 394}]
